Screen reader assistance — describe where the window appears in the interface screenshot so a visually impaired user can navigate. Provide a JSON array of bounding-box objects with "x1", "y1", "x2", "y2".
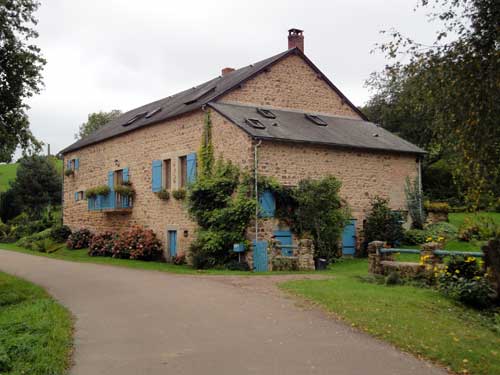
[
  {"x1": 66, "y1": 158, "x2": 79, "y2": 171},
  {"x1": 162, "y1": 159, "x2": 172, "y2": 190},
  {"x1": 245, "y1": 118, "x2": 266, "y2": 129},
  {"x1": 305, "y1": 113, "x2": 328, "y2": 126},
  {"x1": 179, "y1": 156, "x2": 187, "y2": 188},
  {"x1": 257, "y1": 108, "x2": 276, "y2": 119},
  {"x1": 114, "y1": 169, "x2": 123, "y2": 186},
  {"x1": 75, "y1": 191, "x2": 84, "y2": 201}
]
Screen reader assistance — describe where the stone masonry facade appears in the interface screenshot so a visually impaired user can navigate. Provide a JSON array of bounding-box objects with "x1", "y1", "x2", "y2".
[{"x1": 63, "y1": 53, "x2": 418, "y2": 260}]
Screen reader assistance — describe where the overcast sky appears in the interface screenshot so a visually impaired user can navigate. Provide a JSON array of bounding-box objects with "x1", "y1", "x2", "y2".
[{"x1": 25, "y1": 0, "x2": 442, "y2": 157}]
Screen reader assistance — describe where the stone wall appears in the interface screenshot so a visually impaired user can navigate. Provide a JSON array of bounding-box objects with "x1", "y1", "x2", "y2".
[
  {"x1": 267, "y1": 238, "x2": 315, "y2": 271},
  {"x1": 63, "y1": 110, "x2": 254, "y2": 256},
  {"x1": 221, "y1": 54, "x2": 361, "y2": 119}
]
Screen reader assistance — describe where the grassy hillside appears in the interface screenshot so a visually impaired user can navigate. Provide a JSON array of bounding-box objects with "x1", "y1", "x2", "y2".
[
  {"x1": 0, "y1": 159, "x2": 62, "y2": 192},
  {"x1": 0, "y1": 163, "x2": 18, "y2": 192}
]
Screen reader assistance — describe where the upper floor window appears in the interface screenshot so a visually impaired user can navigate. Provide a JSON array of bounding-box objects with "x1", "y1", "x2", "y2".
[
  {"x1": 179, "y1": 156, "x2": 187, "y2": 188},
  {"x1": 163, "y1": 159, "x2": 172, "y2": 190}
]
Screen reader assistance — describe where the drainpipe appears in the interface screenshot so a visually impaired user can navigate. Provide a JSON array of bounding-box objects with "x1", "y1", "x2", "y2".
[
  {"x1": 254, "y1": 139, "x2": 262, "y2": 244},
  {"x1": 418, "y1": 156, "x2": 423, "y2": 221}
]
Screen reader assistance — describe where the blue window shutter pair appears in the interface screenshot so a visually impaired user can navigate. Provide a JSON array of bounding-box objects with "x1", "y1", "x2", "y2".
[
  {"x1": 123, "y1": 168, "x2": 129, "y2": 182},
  {"x1": 259, "y1": 190, "x2": 276, "y2": 218},
  {"x1": 151, "y1": 160, "x2": 162, "y2": 192},
  {"x1": 186, "y1": 153, "x2": 197, "y2": 184}
]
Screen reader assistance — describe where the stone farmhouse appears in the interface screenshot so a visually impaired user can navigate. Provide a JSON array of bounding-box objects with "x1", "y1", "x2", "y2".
[{"x1": 61, "y1": 29, "x2": 424, "y2": 270}]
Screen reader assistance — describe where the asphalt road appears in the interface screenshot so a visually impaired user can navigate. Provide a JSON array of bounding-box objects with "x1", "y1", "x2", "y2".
[{"x1": 0, "y1": 250, "x2": 447, "y2": 375}]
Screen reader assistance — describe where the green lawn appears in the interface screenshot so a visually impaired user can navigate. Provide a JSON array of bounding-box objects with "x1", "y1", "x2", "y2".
[
  {"x1": 281, "y1": 259, "x2": 500, "y2": 375},
  {"x1": 449, "y1": 212, "x2": 500, "y2": 228},
  {"x1": 0, "y1": 271, "x2": 73, "y2": 375}
]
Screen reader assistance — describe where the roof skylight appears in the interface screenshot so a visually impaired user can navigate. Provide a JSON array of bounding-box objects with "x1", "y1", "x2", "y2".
[
  {"x1": 123, "y1": 112, "x2": 148, "y2": 126},
  {"x1": 145, "y1": 107, "x2": 162, "y2": 119},
  {"x1": 257, "y1": 108, "x2": 276, "y2": 119},
  {"x1": 245, "y1": 118, "x2": 266, "y2": 129},
  {"x1": 305, "y1": 114, "x2": 328, "y2": 126}
]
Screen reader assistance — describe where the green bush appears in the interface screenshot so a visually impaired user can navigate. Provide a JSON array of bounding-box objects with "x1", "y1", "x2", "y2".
[
  {"x1": 114, "y1": 184, "x2": 135, "y2": 197},
  {"x1": 49, "y1": 225, "x2": 72, "y2": 243},
  {"x1": 291, "y1": 176, "x2": 349, "y2": 261},
  {"x1": 458, "y1": 216, "x2": 499, "y2": 241},
  {"x1": 403, "y1": 229, "x2": 427, "y2": 245},
  {"x1": 363, "y1": 197, "x2": 404, "y2": 247},
  {"x1": 426, "y1": 222, "x2": 458, "y2": 240},
  {"x1": 66, "y1": 228, "x2": 93, "y2": 249},
  {"x1": 437, "y1": 256, "x2": 494, "y2": 308}
]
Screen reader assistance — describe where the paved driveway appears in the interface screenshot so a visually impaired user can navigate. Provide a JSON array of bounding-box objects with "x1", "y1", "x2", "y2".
[{"x1": 0, "y1": 250, "x2": 447, "y2": 375}]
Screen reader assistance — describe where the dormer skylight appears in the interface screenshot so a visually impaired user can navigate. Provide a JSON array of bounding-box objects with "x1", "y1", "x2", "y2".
[
  {"x1": 245, "y1": 118, "x2": 266, "y2": 129},
  {"x1": 123, "y1": 112, "x2": 148, "y2": 126},
  {"x1": 257, "y1": 108, "x2": 276, "y2": 119},
  {"x1": 305, "y1": 113, "x2": 327, "y2": 126},
  {"x1": 145, "y1": 107, "x2": 162, "y2": 119}
]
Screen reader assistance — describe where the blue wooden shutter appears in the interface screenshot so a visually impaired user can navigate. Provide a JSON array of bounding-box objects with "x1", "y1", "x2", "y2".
[
  {"x1": 259, "y1": 190, "x2": 276, "y2": 218},
  {"x1": 151, "y1": 160, "x2": 162, "y2": 192},
  {"x1": 75, "y1": 158, "x2": 79, "y2": 170},
  {"x1": 66, "y1": 159, "x2": 71, "y2": 169},
  {"x1": 186, "y1": 153, "x2": 197, "y2": 184},
  {"x1": 74, "y1": 192, "x2": 78, "y2": 201},
  {"x1": 123, "y1": 168, "x2": 129, "y2": 182}
]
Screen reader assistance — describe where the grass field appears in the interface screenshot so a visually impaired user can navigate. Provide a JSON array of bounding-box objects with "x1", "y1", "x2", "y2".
[
  {"x1": 281, "y1": 259, "x2": 500, "y2": 375},
  {"x1": 0, "y1": 271, "x2": 73, "y2": 375},
  {"x1": 0, "y1": 164, "x2": 18, "y2": 192},
  {"x1": 0, "y1": 159, "x2": 63, "y2": 192}
]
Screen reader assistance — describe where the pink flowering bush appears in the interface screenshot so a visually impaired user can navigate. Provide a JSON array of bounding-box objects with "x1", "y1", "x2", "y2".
[
  {"x1": 66, "y1": 228, "x2": 93, "y2": 249},
  {"x1": 112, "y1": 227, "x2": 163, "y2": 261}
]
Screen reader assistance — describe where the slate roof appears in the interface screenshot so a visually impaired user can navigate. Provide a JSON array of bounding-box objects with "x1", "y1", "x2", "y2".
[
  {"x1": 209, "y1": 102, "x2": 425, "y2": 155},
  {"x1": 61, "y1": 47, "x2": 366, "y2": 154}
]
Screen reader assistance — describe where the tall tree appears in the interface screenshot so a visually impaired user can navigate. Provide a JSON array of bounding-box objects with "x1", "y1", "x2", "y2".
[
  {"x1": 75, "y1": 110, "x2": 122, "y2": 139},
  {"x1": 0, "y1": 0, "x2": 45, "y2": 162},
  {"x1": 10, "y1": 155, "x2": 61, "y2": 217},
  {"x1": 366, "y1": 0, "x2": 500, "y2": 207}
]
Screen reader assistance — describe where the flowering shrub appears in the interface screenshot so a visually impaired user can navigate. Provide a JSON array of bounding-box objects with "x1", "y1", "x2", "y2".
[
  {"x1": 112, "y1": 227, "x2": 163, "y2": 261},
  {"x1": 88, "y1": 232, "x2": 116, "y2": 257},
  {"x1": 66, "y1": 228, "x2": 93, "y2": 249},
  {"x1": 436, "y1": 256, "x2": 493, "y2": 308}
]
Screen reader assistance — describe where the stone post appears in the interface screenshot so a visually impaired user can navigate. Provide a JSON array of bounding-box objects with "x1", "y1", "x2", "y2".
[
  {"x1": 297, "y1": 239, "x2": 315, "y2": 271},
  {"x1": 368, "y1": 241, "x2": 390, "y2": 274},
  {"x1": 420, "y1": 242, "x2": 443, "y2": 268}
]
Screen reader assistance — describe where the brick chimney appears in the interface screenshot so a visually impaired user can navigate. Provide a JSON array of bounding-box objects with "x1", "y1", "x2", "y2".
[
  {"x1": 221, "y1": 67, "x2": 235, "y2": 76},
  {"x1": 288, "y1": 28, "x2": 304, "y2": 52}
]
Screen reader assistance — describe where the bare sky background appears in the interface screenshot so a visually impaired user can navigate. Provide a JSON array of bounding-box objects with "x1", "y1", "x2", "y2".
[{"x1": 25, "y1": 0, "x2": 442, "y2": 157}]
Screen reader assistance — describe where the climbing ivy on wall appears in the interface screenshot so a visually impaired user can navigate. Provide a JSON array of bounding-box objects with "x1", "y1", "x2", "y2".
[{"x1": 198, "y1": 109, "x2": 215, "y2": 180}]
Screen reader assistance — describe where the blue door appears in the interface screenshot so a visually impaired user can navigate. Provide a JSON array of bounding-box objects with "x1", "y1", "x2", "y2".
[
  {"x1": 253, "y1": 240, "x2": 268, "y2": 272},
  {"x1": 273, "y1": 230, "x2": 293, "y2": 256},
  {"x1": 168, "y1": 230, "x2": 177, "y2": 257},
  {"x1": 342, "y1": 219, "x2": 356, "y2": 256}
]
